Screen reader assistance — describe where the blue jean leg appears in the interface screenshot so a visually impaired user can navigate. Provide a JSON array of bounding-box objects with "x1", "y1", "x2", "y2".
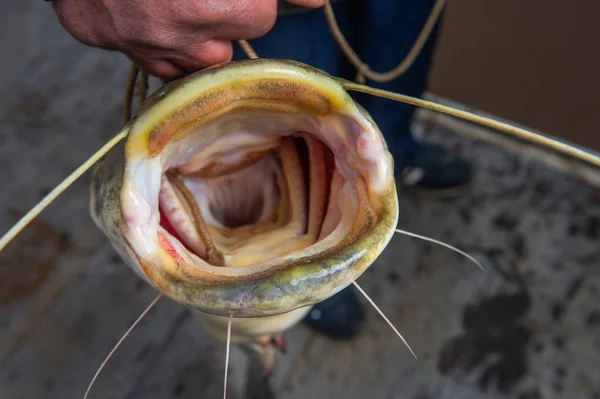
[
  {"x1": 349, "y1": 0, "x2": 441, "y2": 173},
  {"x1": 232, "y1": 2, "x2": 352, "y2": 74}
]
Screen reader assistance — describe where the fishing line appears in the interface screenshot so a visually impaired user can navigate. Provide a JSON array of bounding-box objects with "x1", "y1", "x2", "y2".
[
  {"x1": 352, "y1": 281, "x2": 418, "y2": 359},
  {"x1": 394, "y1": 228, "x2": 484, "y2": 271},
  {"x1": 223, "y1": 314, "x2": 233, "y2": 399},
  {"x1": 83, "y1": 294, "x2": 162, "y2": 399}
]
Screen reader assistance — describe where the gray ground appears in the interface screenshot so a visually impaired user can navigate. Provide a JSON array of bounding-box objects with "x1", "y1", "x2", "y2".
[{"x1": 1, "y1": 2, "x2": 599, "y2": 399}]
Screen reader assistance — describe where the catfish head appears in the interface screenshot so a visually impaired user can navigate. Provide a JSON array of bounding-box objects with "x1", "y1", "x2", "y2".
[{"x1": 90, "y1": 59, "x2": 398, "y2": 343}]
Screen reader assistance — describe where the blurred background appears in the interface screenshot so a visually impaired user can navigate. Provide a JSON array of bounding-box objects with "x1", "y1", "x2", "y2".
[
  {"x1": 429, "y1": 0, "x2": 600, "y2": 151},
  {"x1": 0, "y1": 1, "x2": 599, "y2": 399}
]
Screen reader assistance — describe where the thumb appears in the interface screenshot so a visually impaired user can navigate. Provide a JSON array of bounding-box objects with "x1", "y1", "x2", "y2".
[{"x1": 284, "y1": 0, "x2": 327, "y2": 7}]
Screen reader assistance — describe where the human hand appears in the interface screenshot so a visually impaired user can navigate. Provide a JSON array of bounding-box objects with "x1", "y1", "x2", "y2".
[{"x1": 53, "y1": 0, "x2": 326, "y2": 78}]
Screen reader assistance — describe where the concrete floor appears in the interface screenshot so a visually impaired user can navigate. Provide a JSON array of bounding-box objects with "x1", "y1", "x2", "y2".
[{"x1": 1, "y1": 2, "x2": 600, "y2": 399}]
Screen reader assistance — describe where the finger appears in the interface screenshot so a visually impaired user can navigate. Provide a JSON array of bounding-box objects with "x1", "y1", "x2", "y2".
[
  {"x1": 140, "y1": 59, "x2": 185, "y2": 79},
  {"x1": 192, "y1": 0, "x2": 277, "y2": 40},
  {"x1": 284, "y1": 0, "x2": 327, "y2": 8},
  {"x1": 175, "y1": 40, "x2": 234, "y2": 72}
]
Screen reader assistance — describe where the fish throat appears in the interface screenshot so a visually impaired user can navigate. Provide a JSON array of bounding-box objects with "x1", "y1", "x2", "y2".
[{"x1": 159, "y1": 133, "x2": 340, "y2": 268}]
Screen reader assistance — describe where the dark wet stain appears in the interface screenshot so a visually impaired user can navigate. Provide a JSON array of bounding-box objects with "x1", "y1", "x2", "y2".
[
  {"x1": 578, "y1": 250, "x2": 600, "y2": 267},
  {"x1": 327, "y1": 370, "x2": 337, "y2": 381},
  {"x1": 110, "y1": 254, "x2": 122, "y2": 265},
  {"x1": 551, "y1": 303, "x2": 564, "y2": 322},
  {"x1": 568, "y1": 223, "x2": 580, "y2": 237},
  {"x1": 462, "y1": 291, "x2": 530, "y2": 329},
  {"x1": 586, "y1": 310, "x2": 600, "y2": 327},
  {"x1": 551, "y1": 275, "x2": 585, "y2": 323},
  {"x1": 484, "y1": 248, "x2": 503, "y2": 262},
  {"x1": 413, "y1": 262, "x2": 430, "y2": 278},
  {"x1": 478, "y1": 347, "x2": 528, "y2": 393},
  {"x1": 135, "y1": 342, "x2": 153, "y2": 363},
  {"x1": 173, "y1": 381, "x2": 187, "y2": 397},
  {"x1": 0, "y1": 210, "x2": 72, "y2": 305},
  {"x1": 568, "y1": 216, "x2": 600, "y2": 240},
  {"x1": 387, "y1": 271, "x2": 400, "y2": 284},
  {"x1": 586, "y1": 216, "x2": 599, "y2": 240},
  {"x1": 438, "y1": 290, "x2": 531, "y2": 394},
  {"x1": 486, "y1": 181, "x2": 530, "y2": 202},
  {"x1": 492, "y1": 212, "x2": 518, "y2": 231},
  {"x1": 487, "y1": 154, "x2": 520, "y2": 177},
  {"x1": 533, "y1": 341, "x2": 544, "y2": 353},
  {"x1": 4, "y1": 87, "x2": 69, "y2": 148},
  {"x1": 570, "y1": 202, "x2": 584, "y2": 216},
  {"x1": 518, "y1": 388, "x2": 541, "y2": 399},
  {"x1": 459, "y1": 207, "x2": 472, "y2": 224},
  {"x1": 468, "y1": 194, "x2": 485, "y2": 210},
  {"x1": 422, "y1": 243, "x2": 432, "y2": 255},
  {"x1": 552, "y1": 262, "x2": 564, "y2": 271},
  {"x1": 6, "y1": 90, "x2": 50, "y2": 123},
  {"x1": 135, "y1": 279, "x2": 147, "y2": 291},
  {"x1": 553, "y1": 336, "x2": 565, "y2": 350},
  {"x1": 565, "y1": 275, "x2": 584, "y2": 300},
  {"x1": 512, "y1": 235, "x2": 526, "y2": 259},
  {"x1": 532, "y1": 181, "x2": 552, "y2": 202}
]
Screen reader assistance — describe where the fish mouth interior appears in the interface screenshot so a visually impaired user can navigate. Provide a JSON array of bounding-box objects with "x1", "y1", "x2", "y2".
[{"x1": 154, "y1": 107, "x2": 377, "y2": 268}]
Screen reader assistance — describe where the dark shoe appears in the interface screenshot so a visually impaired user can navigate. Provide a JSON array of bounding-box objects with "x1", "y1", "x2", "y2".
[
  {"x1": 303, "y1": 286, "x2": 365, "y2": 339},
  {"x1": 397, "y1": 143, "x2": 473, "y2": 198}
]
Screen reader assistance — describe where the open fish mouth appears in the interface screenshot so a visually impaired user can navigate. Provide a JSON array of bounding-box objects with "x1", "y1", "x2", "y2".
[{"x1": 91, "y1": 59, "x2": 398, "y2": 319}]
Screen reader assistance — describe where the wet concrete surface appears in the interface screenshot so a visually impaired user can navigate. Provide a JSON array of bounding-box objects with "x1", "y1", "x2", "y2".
[{"x1": 1, "y1": 2, "x2": 600, "y2": 399}]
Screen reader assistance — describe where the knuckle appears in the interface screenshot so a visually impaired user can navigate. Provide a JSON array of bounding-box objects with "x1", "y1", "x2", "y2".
[
  {"x1": 145, "y1": 60, "x2": 182, "y2": 79},
  {"x1": 54, "y1": 2, "x2": 102, "y2": 47},
  {"x1": 226, "y1": 0, "x2": 277, "y2": 38},
  {"x1": 254, "y1": 0, "x2": 278, "y2": 34},
  {"x1": 181, "y1": 40, "x2": 233, "y2": 69}
]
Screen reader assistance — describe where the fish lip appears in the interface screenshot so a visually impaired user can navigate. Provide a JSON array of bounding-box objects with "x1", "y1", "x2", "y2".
[{"x1": 93, "y1": 59, "x2": 398, "y2": 317}]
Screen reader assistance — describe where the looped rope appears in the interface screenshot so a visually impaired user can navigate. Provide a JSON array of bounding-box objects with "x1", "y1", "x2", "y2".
[
  {"x1": 234, "y1": 0, "x2": 446, "y2": 84},
  {"x1": 323, "y1": 0, "x2": 446, "y2": 83},
  {"x1": 124, "y1": 65, "x2": 149, "y2": 123}
]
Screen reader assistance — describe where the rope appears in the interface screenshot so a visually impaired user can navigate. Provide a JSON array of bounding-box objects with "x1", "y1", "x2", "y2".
[
  {"x1": 238, "y1": 39, "x2": 259, "y2": 59},
  {"x1": 323, "y1": 0, "x2": 446, "y2": 83},
  {"x1": 124, "y1": 64, "x2": 139, "y2": 123}
]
